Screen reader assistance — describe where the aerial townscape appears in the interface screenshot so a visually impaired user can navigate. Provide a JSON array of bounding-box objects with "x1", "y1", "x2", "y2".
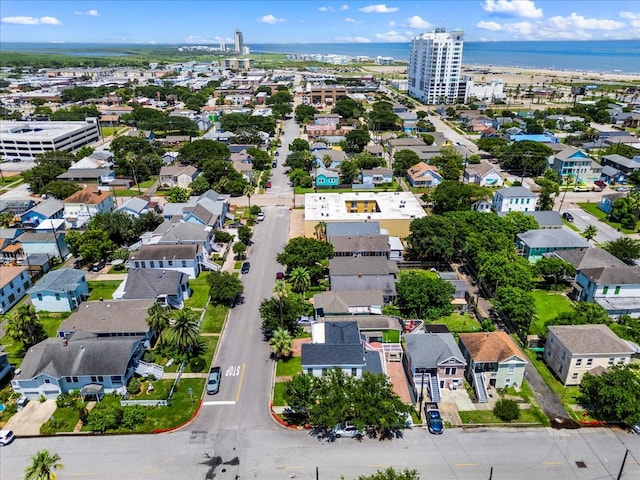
[{"x1": 0, "y1": 1, "x2": 640, "y2": 479}]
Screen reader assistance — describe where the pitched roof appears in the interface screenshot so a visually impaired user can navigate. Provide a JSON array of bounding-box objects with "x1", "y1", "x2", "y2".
[
  {"x1": 28, "y1": 268, "x2": 85, "y2": 294},
  {"x1": 58, "y1": 168, "x2": 113, "y2": 179},
  {"x1": 404, "y1": 333, "x2": 467, "y2": 368},
  {"x1": 579, "y1": 265, "x2": 640, "y2": 285},
  {"x1": 325, "y1": 315, "x2": 402, "y2": 331},
  {"x1": 407, "y1": 162, "x2": 441, "y2": 181},
  {"x1": 329, "y1": 257, "x2": 398, "y2": 276},
  {"x1": 496, "y1": 186, "x2": 538, "y2": 198},
  {"x1": 548, "y1": 324, "x2": 634, "y2": 355},
  {"x1": 465, "y1": 161, "x2": 498, "y2": 177},
  {"x1": 301, "y1": 321, "x2": 365, "y2": 367},
  {"x1": 522, "y1": 210, "x2": 564, "y2": 228},
  {"x1": 329, "y1": 234, "x2": 390, "y2": 253},
  {"x1": 63, "y1": 187, "x2": 112, "y2": 205},
  {"x1": 314, "y1": 290, "x2": 384, "y2": 314},
  {"x1": 552, "y1": 247, "x2": 626, "y2": 270},
  {"x1": 0, "y1": 265, "x2": 28, "y2": 288},
  {"x1": 517, "y1": 229, "x2": 590, "y2": 249},
  {"x1": 159, "y1": 165, "x2": 198, "y2": 177},
  {"x1": 155, "y1": 221, "x2": 211, "y2": 243},
  {"x1": 130, "y1": 244, "x2": 200, "y2": 261},
  {"x1": 458, "y1": 332, "x2": 527, "y2": 363},
  {"x1": 324, "y1": 321, "x2": 361, "y2": 345},
  {"x1": 17, "y1": 331, "x2": 142, "y2": 379},
  {"x1": 23, "y1": 199, "x2": 64, "y2": 218},
  {"x1": 121, "y1": 269, "x2": 188, "y2": 300},
  {"x1": 58, "y1": 299, "x2": 154, "y2": 335},
  {"x1": 115, "y1": 197, "x2": 149, "y2": 214},
  {"x1": 326, "y1": 221, "x2": 381, "y2": 237}
]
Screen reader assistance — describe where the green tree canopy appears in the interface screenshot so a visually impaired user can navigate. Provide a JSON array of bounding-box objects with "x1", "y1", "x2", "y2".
[
  {"x1": 208, "y1": 271, "x2": 244, "y2": 307},
  {"x1": 331, "y1": 96, "x2": 365, "y2": 119},
  {"x1": 395, "y1": 270, "x2": 455, "y2": 320},
  {"x1": 602, "y1": 237, "x2": 640, "y2": 265},
  {"x1": 392, "y1": 149, "x2": 420, "y2": 177},
  {"x1": 345, "y1": 129, "x2": 370, "y2": 153},
  {"x1": 580, "y1": 365, "x2": 640, "y2": 425},
  {"x1": 6, "y1": 304, "x2": 45, "y2": 349},
  {"x1": 24, "y1": 449, "x2": 64, "y2": 480},
  {"x1": 494, "y1": 286, "x2": 537, "y2": 337},
  {"x1": 406, "y1": 216, "x2": 455, "y2": 262},
  {"x1": 276, "y1": 237, "x2": 333, "y2": 283},
  {"x1": 179, "y1": 139, "x2": 230, "y2": 166}
]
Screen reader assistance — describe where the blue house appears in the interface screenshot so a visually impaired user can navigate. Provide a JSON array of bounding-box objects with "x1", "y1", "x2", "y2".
[
  {"x1": 29, "y1": 268, "x2": 89, "y2": 312},
  {"x1": 315, "y1": 167, "x2": 340, "y2": 188},
  {"x1": 598, "y1": 192, "x2": 627, "y2": 215},
  {"x1": 20, "y1": 199, "x2": 64, "y2": 227}
]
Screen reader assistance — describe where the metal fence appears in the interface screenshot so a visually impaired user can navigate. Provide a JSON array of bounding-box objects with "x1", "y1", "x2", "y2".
[{"x1": 120, "y1": 399, "x2": 169, "y2": 407}]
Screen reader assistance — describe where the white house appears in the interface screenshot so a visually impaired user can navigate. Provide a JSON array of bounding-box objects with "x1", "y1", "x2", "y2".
[
  {"x1": 159, "y1": 165, "x2": 199, "y2": 189},
  {"x1": 128, "y1": 244, "x2": 203, "y2": 279},
  {"x1": 28, "y1": 268, "x2": 89, "y2": 312},
  {"x1": 63, "y1": 187, "x2": 115, "y2": 229},
  {"x1": 464, "y1": 161, "x2": 504, "y2": 187},
  {"x1": 575, "y1": 265, "x2": 640, "y2": 318},
  {"x1": 492, "y1": 186, "x2": 538, "y2": 213}
]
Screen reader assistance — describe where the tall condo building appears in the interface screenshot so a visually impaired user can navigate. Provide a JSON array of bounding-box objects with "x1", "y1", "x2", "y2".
[
  {"x1": 234, "y1": 29, "x2": 244, "y2": 54},
  {"x1": 408, "y1": 28, "x2": 464, "y2": 105}
]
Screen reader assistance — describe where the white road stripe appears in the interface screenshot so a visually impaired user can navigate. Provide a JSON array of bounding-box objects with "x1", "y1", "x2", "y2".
[{"x1": 202, "y1": 400, "x2": 236, "y2": 406}]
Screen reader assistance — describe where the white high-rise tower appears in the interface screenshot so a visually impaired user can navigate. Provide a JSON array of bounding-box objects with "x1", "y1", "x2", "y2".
[
  {"x1": 234, "y1": 29, "x2": 244, "y2": 54},
  {"x1": 408, "y1": 28, "x2": 464, "y2": 105}
]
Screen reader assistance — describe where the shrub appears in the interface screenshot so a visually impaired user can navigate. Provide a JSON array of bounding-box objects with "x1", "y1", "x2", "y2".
[
  {"x1": 86, "y1": 405, "x2": 123, "y2": 432},
  {"x1": 493, "y1": 399, "x2": 520, "y2": 421},
  {"x1": 78, "y1": 406, "x2": 89, "y2": 424},
  {"x1": 143, "y1": 350, "x2": 156, "y2": 363},
  {"x1": 127, "y1": 377, "x2": 142, "y2": 395},
  {"x1": 189, "y1": 356, "x2": 206, "y2": 373},
  {"x1": 250, "y1": 205, "x2": 262, "y2": 215},
  {"x1": 121, "y1": 405, "x2": 148, "y2": 430}
]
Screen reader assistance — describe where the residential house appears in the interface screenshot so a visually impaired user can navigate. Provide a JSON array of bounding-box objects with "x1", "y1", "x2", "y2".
[
  {"x1": 313, "y1": 290, "x2": 384, "y2": 318},
  {"x1": 313, "y1": 149, "x2": 347, "y2": 169},
  {"x1": 0, "y1": 265, "x2": 31, "y2": 314},
  {"x1": 545, "y1": 324, "x2": 634, "y2": 385},
  {"x1": 63, "y1": 187, "x2": 115, "y2": 229},
  {"x1": 129, "y1": 244, "x2": 202, "y2": 279},
  {"x1": 20, "y1": 199, "x2": 64, "y2": 228},
  {"x1": 112, "y1": 269, "x2": 190, "y2": 309},
  {"x1": 161, "y1": 190, "x2": 230, "y2": 230},
  {"x1": 162, "y1": 151, "x2": 179, "y2": 165},
  {"x1": 314, "y1": 167, "x2": 340, "y2": 188},
  {"x1": 600, "y1": 154, "x2": 640, "y2": 183},
  {"x1": 16, "y1": 221, "x2": 70, "y2": 260},
  {"x1": 28, "y1": 268, "x2": 88, "y2": 312},
  {"x1": 458, "y1": 332, "x2": 528, "y2": 402},
  {"x1": 575, "y1": 265, "x2": 640, "y2": 317},
  {"x1": 329, "y1": 257, "x2": 398, "y2": 302},
  {"x1": 159, "y1": 165, "x2": 199, "y2": 189},
  {"x1": 471, "y1": 199, "x2": 492, "y2": 213},
  {"x1": 142, "y1": 220, "x2": 218, "y2": 255},
  {"x1": 600, "y1": 165, "x2": 626, "y2": 185},
  {"x1": 327, "y1": 315, "x2": 404, "y2": 362},
  {"x1": 361, "y1": 168, "x2": 393, "y2": 185},
  {"x1": 114, "y1": 196, "x2": 157, "y2": 218},
  {"x1": 301, "y1": 321, "x2": 383, "y2": 379},
  {"x1": 549, "y1": 247, "x2": 626, "y2": 272},
  {"x1": 325, "y1": 221, "x2": 381, "y2": 238},
  {"x1": 438, "y1": 272, "x2": 469, "y2": 312},
  {"x1": 0, "y1": 198, "x2": 36, "y2": 216},
  {"x1": 463, "y1": 161, "x2": 504, "y2": 187},
  {"x1": 550, "y1": 147, "x2": 602, "y2": 184},
  {"x1": 521, "y1": 211, "x2": 564, "y2": 229},
  {"x1": 0, "y1": 227, "x2": 24, "y2": 263},
  {"x1": 598, "y1": 192, "x2": 627, "y2": 215},
  {"x1": 329, "y1": 233, "x2": 390, "y2": 259},
  {"x1": 57, "y1": 299, "x2": 154, "y2": 342},
  {"x1": 516, "y1": 229, "x2": 591, "y2": 263},
  {"x1": 11, "y1": 330, "x2": 145, "y2": 399},
  {"x1": 363, "y1": 145, "x2": 384, "y2": 159},
  {"x1": 57, "y1": 155, "x2": 115, "y2": 184},
  {"x1": 232, "y1": 158, "x2": 253, "y2": 184},
  {"x1": 406, "y1": 162, "x2": 443, "y2": 188},
  {"x1": 403, "y1": 332, "x2": 467, "y2": 403},
  {"x1": 492, "y1": 186, "x2": 538, "y2": 213}
]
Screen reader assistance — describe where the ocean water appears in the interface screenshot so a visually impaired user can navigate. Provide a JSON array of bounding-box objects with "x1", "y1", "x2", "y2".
[{"x1": 2, "y1": 40, "x2": 638, "y2": 74}]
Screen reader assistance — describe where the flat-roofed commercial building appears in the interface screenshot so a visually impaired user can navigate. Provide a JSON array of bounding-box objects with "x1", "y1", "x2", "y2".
[
  {"x1": 0, "y1": 119, "x2": 100, "y2": 161},
  {"x1": 304, "y1": 192, "x2": 426, "y2": 238}
]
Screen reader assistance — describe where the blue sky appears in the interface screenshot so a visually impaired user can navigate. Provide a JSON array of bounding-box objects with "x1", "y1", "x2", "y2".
[{"x1": 1, "y1": 1, "x2": 639, "y2": 44}]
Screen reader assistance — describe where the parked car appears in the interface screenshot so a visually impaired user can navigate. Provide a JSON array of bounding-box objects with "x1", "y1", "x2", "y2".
[
  {"x1": 333, "y1": 422, "x2": 362, "y2": 439},
  {"x1": 241, "y1": 262, "x2": 250, "y2": 274},
  {"x1": 616, "y1": 186, "x2": 629, "y2": 192},
  {"x1": 16, "y1": 395, "x2": 29, "y2": 411},
  {"x1": 0, "y1": 430, "x2": 15, "y2": 446},
  {"x1": 632, "y1": 424, "x2": 640, "y2": 434},
  {"x1": 426, "y1": 408, "x2": 444, "y2": 435},
  {"x1": 275, "y1": 151, "x2": 279, "y2": 157},
  {"x1": 91, "y1": 260, "x2": 106, "y2": 272},
  {"x1": 275, "y1": 271, "x2": 285, "y2": 280},
  {"x1": 257, "y1": 212, "x2": 265, "y2": 222},
  {"x1": 595, "y1": 180, "x2": 607, "y2": 189},
  {"x1": 297, "y1": 315, "x2": 315, "y2": 326},
  {"x1": 562, "y1": 212, "x2": 574, "y2": 222},
  {"x1": 265, "y1": 181, "x2": 272, "y2": 188},
  {"x1": 206, "y1": 367, "x2": 221, "y2": 395}
]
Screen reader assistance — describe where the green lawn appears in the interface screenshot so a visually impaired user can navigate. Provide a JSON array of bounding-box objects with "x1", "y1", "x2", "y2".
[
  {"x1": 431, "y1": 313, "x2": 482, "y2": 333},
  {"x1": 184, "y1": 274, "x2": 210, "y2": 309},
  {"x1": 577, "y1": 202, "x2": 636, "y2": 234},
  {"x1": 41, "y1": 406, "x2": 80, "y2": 434},
  {"x1": 531, "y1": 290, "x2": 573, "y2": 336},
  {"x1": 39, "y1": 312, "x2": 72, "y2": 337},
  {"x1": 113, "y1": 189, "x2": 142, "y2": 197},
  {"x1": 273, "y1": 382, "x2": 287, "y2": 406},
  {"x1": 198, "y1": 335, "x2": 219, "y2": 371},
  {"x1": 458, "y1": 408, "x2": 548, "y2": 426},
  {"x1": 87, "y1": 280, "x2": 122, "y2": 301},
  {"x1": 200, "y1": 304, "x2": 227, "y2": 334},
  {"x1": 276, "y1": 357, "x2": 301, "y2": 377},
  {"x1": 138, "y1": 176, "x2": 158, "y2": 188}
]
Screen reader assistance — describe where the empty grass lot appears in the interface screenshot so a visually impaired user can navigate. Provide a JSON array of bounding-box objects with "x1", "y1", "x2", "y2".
[
  {"x1": 431, "y1": 313, "x2": 482, "y2": 333},
  {"x1": 184, "y1": 274, "x2": 210, "y2": 309},
  {"x1": 201, "y1": 304, "x2": 227, "y2": 334},
  {"x1": 87, "y1": 280, "x2": 122, "y2": 301},
  {"x1": 273, "y1": 382, "x2": 287, "y2": 406},
  {"x1": 531, "y1": 290, "x2": 573, "y2": 336}
]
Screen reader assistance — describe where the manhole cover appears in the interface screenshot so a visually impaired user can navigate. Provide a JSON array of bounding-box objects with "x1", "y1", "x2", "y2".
[{"x1": 576, "y1": 461, "x2": 587, "y2": 468}]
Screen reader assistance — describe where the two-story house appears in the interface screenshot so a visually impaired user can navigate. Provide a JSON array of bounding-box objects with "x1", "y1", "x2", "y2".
[
  {"x1": 545, "y1": 324, "x2": 634, "y2": 385},
  {"x1": 406, "y1": 162, "x2": 443, "y2": 188},
  {"x1": 159, "y1": 165, "x2": 199, "y2": 189},
  {"x1": 314, "y1": 167, "x2": 340, "y2": 188},
  {"x1": 516, "y1": 229, "x2": 591, "y2": 263},
  {"x1": 0, "y1": 265, "x2": 32, "y2": 314},
  {"x1": 329, "y1": 257, "x2": 398, "y2": 303},
  {"x1": 63, "y1": 187, "x2": 115, "y2": 229},
  {"x1": 128, "y1": 244, "x2": 202, "y2": 279},
  {"x1": 112, "y1": 268, "x2": 190, "y2": 309},
  {"x1": 463, "y1": 161, "x2": 504, "y2": 187},
  {"x1": 492, "y1": 187, "x2": 538, "y2": 213},
  {"x1": 20, "y1": 198, "x2": 64, "y2": 228},
  {"x1": 550, "y1": 146, "x2": 602, "y2": 184},
  {"x1": 361, "y1": 168, "x2": 393, "y2": 185},
  {"x1": 575, "y1": 265, "x2": 640, "y2": 318},
  {"x1": 28, "y1": 268, "x2": 89, "y2": 312}
]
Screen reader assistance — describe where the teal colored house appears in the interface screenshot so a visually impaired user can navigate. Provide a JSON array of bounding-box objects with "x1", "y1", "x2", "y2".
[
  {"x1": 314, "y1": 167, "x2": 340, "y2": 188},
  {"x1": 28, "y1": 268, "x2": 89, "y2": 312},
  {"x1": 516, "y1": 229, "x2": 590, "y2": 263}
]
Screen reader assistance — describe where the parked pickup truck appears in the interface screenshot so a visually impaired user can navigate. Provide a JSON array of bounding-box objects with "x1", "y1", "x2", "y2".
[{"x1": 206, "y1": 367, "x2": 221, "y2": 395}]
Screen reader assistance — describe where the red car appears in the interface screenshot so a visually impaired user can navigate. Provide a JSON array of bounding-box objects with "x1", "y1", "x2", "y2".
[
  {"x1": 266, "y1": 181, "x2": 272, "y2": 188},
  {"x1": 276, "y1": 272, "x2": 285, "y2": 280}
]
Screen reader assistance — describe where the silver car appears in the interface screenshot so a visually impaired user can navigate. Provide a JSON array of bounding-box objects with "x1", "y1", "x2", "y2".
[
  {"x1": 333, "y1": 422, "x2": 362, "y2": 439},
  {"x1": 0, "y1": 430, "x2": 15, "y2": 446}
]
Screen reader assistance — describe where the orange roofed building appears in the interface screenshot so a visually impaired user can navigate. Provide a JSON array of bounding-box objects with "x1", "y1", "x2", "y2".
[{"x1": 63, "y1": 187, "x2": 115, "y2": 229}]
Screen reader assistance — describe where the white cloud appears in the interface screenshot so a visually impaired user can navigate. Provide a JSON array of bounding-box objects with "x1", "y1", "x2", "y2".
[
  {"x1": 373, "y1": 30, "x2": 409, "y2": 41},
  {"x1": 548, "y1": 12, "x2": 624, "y2": 31},
  {"x1": 1, "y1": 16, "x2": 61, "y2": 25},
  {"x1": 258, "y1": 14, "x2": 285, "y2": 24},
  {"x1": 620, "y1": 11, "x2": 640, "y2": 28},
  {"x1": 335, "y1": 36, "x2": 370, "y2": 43},
  {"x1": 482, "y1": 0, "x2": 542, "y2": 19},
  {"x1": 184, "y1": 35, "x2": 229, "y2": 44},
  {"x1": 476, "y1": 20, "x2": 534, "y2": 36},
  {"x1": 388, "y1": 20, "x2": 396, "y2": 27},
  {"x1": 359, "y1": 4, "x2": 399, "y2": 13},
  {"x1": 74, "y1": 9, "x2": 99, "y2": 16},
  {"x1": 407, "y1": 15, "x2": 430, "y2": 29},
  {"x1": 476, "y1": 20, "x2": 504, "y2": 31},
  {"x1": 345, "y1": 17, "x2": 358, "y2": 23},
  {"x1": 318, "y1": 6, "x2": 333, "y2": 12},
  {"x1": 340, "y1": 4, "x2": 349, "y2": 11}
]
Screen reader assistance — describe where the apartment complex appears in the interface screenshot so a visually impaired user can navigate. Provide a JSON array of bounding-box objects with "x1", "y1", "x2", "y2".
[
  {"x1": 234, "y1": 29, "x2": 244, "y2": 54},
  {"x1": 0, "y1": 119, "x2": 101, "y2": 161},
  {"x1": 408, "y1": 28, "x2": 464, "y2": 104}
]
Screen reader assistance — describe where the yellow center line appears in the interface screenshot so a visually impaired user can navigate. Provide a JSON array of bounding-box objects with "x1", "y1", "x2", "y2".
[{"x1": 235, "y1": 362, "x2": 246, "y2": 402}]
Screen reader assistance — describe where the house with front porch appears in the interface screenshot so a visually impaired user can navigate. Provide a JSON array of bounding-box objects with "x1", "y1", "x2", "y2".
[
  {"x1": 16, "y1": 224, "x2": 71, "y2": 261},
  {"x1": 361, "y1": 168, "x2": 393, "y2": 185},
  {"x1": 458, "y1": 332, "x2": 528, "y2": 402},
  {"x1": 516, "y1": 229, "x2": 590, "y2": 263},
  {"x1": 403, "y1": 332, "x2": 467, "y2": 403},
  {"x1": 574, "y1": 265, "x2": 640, "y2": 318},
  {"x1": 159, "y1": 165, "x2": 199, "y2": 189},
  {"x1": 112, "y1": 269, "x2": 190, "y2": 309},
  {"x1": 28, "y1": 268, "x2": 88, "y2": 312},
  {"x1": 550, "y1": 146, "x2": 602, "y2": 184},
  {"x1": 406, "y1": 162, "x2": 443, "y2": 188},
  {"x1": 128, "y1": 244, "x2": 202, "y2": 279},
  {"x1": 63, "y1": 187, "x2": 115, "y2": 229},
  {"x1": 598, "y1": 192, "x2": 627, "y2": 215},
  {"x1": 600, "y1": 154, "x2": 640, "y2": 183},
  {"x1": 11, "y1": 330, "x2": 145, "y2": 400},
  {"x1": 20, "y1": 199, "x2": 64, "y2": 228},
  {"x1": 492, "y1": 186, "x2": 538, "y2": 213},
  {"x1": 315, "y1": 167, "x2": 340, "y2": 188}
]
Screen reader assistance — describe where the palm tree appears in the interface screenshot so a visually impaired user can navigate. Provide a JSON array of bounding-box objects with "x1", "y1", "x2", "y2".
[
  {"x1": 24, "y1": 449, "x2": 63, "y2": 480},
  {"x1": 243, "y1": 184, "x2": 254, "y2": 218},
  {"x1": 166, "y1": 308, "x2": 200, "y2": 357},
  {"x1": 583, "y1": 225, "x2": 598, "y2": 242},
  {"x1": 289, "y1": 266, "x2": 311, "y2": 297},
  {"x1": 273, "y1": 280, "x2": 289, "y2": 324},
  {"x1": 146, "y1": 303, "x2": 171, "y2": 348},
  {"x1": 6, "y1": 304, "x2": 44, "y2": 348},
  {"x1": 269, "y1": 328, "x2": 294, "y2": 359},
  {"x1": 313, "y1": 221, "x2": 326, "y2": 241}
]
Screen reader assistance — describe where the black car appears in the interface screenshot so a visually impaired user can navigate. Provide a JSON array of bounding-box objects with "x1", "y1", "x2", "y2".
[
  {"x1": 272, "y1": 160, "x2": 278, "y2": 168},
  {"x1": 241, "y1": 262, "x2": 250, "y2": 274},
  {"x1": 562, "y1": 212, "x2": 574, "y2": 222},
  {"x1": 206, "y1": 367, "x2": 221, "y2": 395}
]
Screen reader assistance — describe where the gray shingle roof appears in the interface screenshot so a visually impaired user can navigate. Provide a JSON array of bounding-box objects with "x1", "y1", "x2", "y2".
[
  {"x1": 28, "y1": 268, "x2": 85, "y2": 295},
  {"x1": 121, "y1": 269, "x2": 188, "y2": 300},
  {"x1": 326, "y1": 221, "x2": 381, "y2": 238},
  {"x1": 314, "y1": 290, "x2": 384, "y2": 314},
  {"x1": 404, "y1": 333, "x2": 467, "y2": 369},
  {"x1": 301, "y1": 344, "x2": 365, "y2": 367},
  {"x1": 602, "y1": 154, "x2": 640, "y2": 170},
  {"x1": 330, "y1": 234, "x2": 390, "y2": 254},
  {"x1": 548, "y1": 324, "x2": 634, "y2": 355},
  {"x1": 496, "y1": 186, "x2": 538, "y2": 198},
  {"x1": 324, "y1": 315, "x2": 402, "y2": 331},
  {"x1": 551, "y1": 247, "x2": 626, "y2": 270},
  {"x1": 24, "y1": 199, "x2": 64, "y2": 218},
  {"x1": 517, "y1": 229, "x2": 590, "y2": 249},
  {"x1": 579, "y1": 265, "x2": 640, "y2": 285},
  {"x1": 58, "y1": 168, "x2": 113, "y2": 179},
  {"x1": 115, "y1": 197, "x2": 149, "y2": 215},
  {"x1": 324, "y1": 321, "x2": 361, "y2": 345},
  {"x1": 130, "y1": 244, "x2": 200, "y2": 261},
  {"x1": 17, "y1": 330, "x2": 142, "y2": 379},
  {"x1": 58, "y1": 299, "x2": 154, "y2": 335},
  {"x1": 522, "y1": 211, "x2": 564, "y2": 228},
  {"x1": 329, "y1": 257, "x2": 398, "y2": 276}
]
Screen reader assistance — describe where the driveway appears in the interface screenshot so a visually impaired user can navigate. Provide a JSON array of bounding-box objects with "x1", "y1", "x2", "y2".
[
  {"x1": 4, "y1": 399, "x2": 57, "y2": 436},
  {"x1": 523, "y1": 365, "x2": 576, "y2": 428}
]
